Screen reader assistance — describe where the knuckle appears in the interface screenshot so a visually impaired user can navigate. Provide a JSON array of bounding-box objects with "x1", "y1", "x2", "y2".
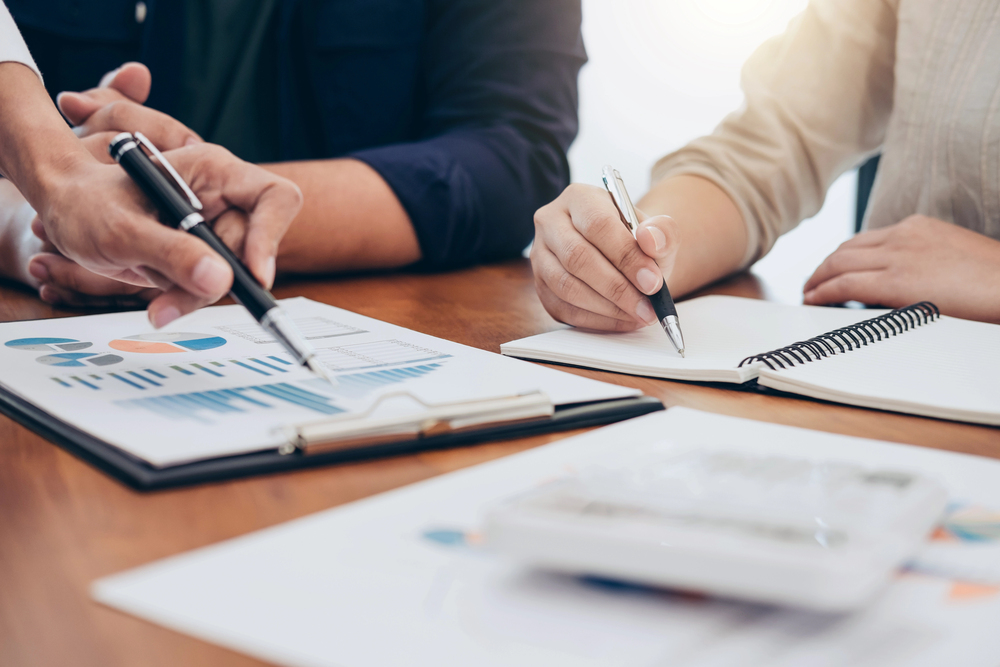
[
  {"x1": 616, "y1": 242, "x2": 646, "y2": 270},
  {"x1": 605, "y1": 276, "x2": 633, "y2": 304},
  {"x1": 562, "y1": 239, "x2": 591, "y2": 275},
  {"x1": 554, "y1": 269, "x2": 581, "y2": 303},
  {"x1": 104, "y1": 100, "x2": 133, "y2": 129},
  {"x1": 574, "y1": 206, "x2": 607, "y2": 237}
]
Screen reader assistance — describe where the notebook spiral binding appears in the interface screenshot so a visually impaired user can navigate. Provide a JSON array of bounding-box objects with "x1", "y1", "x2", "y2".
[{"x1": 739, "y1": 302, "x2": 941, "y2": 371}]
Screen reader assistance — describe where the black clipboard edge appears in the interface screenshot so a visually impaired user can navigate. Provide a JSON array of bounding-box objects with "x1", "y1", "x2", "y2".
[{"x1": 0, "y1": 386, "x2": 663, "y2": 491}]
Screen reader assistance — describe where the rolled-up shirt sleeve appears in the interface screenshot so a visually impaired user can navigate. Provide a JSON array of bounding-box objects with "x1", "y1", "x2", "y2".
[
  {"x1": 0, "y1": 1, "x2": 39, "y2": 79},
  {"x1": 350, "y1": 0, "x2": 585, "y2": 269},
  {"x1": 651, "y1": 0, "x2": 897, "y2": 268}
]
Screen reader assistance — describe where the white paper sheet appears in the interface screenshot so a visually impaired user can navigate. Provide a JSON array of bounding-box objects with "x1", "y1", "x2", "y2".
[
  {"x1": 0, "y1": 298, "x2": 637, "y2": 466},
  {"x1": 93, "y1": 408, "x2": 1000, "y2": 667}
]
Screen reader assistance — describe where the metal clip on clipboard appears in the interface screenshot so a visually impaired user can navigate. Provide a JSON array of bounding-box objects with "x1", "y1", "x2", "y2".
[{"x1": 280, "y1": 391, "x2": 554, "y2": 455}]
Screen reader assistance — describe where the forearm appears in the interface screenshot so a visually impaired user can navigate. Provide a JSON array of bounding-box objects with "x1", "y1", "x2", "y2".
[
  {"x1": 0, "y1": 179, "x2": 41, "y2": 286},
  {"x1": 264, "y1": 158, "x2": 421, "y2": 274},
  {"x1": 637, "y1": 174, "x2": 748, "y2": 296},
  {"x1": 0, "y1": 63, "x2": 93, "y2": 213}
]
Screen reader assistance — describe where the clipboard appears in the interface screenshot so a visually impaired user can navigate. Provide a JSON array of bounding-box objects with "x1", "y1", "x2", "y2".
[{"x1": 0, "y1": 382, "x2": 662, "y2": 491}]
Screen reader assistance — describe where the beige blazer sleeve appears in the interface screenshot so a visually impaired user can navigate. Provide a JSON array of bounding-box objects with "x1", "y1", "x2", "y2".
[
  {"x1": 0, "y1": 1, "x2": 40, "y2": 80},
  {"x1": 651, "y1": 0, "x2": 898, "y2": 267}
]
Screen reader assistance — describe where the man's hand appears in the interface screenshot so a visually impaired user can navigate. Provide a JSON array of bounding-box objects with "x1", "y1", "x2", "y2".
[
  {"x1": 21, "y1": 62, "x2": 302, "y2": 325},
  {"x1": 33, "y1": 143, "x2": 301, "y2": 326},
  {"x1": 804, "y1": 215, "x2": 1000, "y2": 323},
  {"x1": 57, "y1": 62, "x2": 201, "y2": 158},
  {"x1": 530, "y1": 183, "x2": 680, "y2": 331}
]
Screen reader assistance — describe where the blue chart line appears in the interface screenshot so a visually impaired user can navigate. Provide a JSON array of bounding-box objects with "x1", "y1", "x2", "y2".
[
  {"x1": 109, "y1": 372, "x2": 145, "y2": 390},
  {"x1": 192, "y1": 363, "x2": 223, "y2": 377},
  {"x1": 145, "y1": 369, "x2": 167, "y2": 379},
  {"x1": 71, "y1": 375, "x2": 99, "y2": 390},
  {"x1": 116, "y1": 382, "x2": 345, "y2": 424},
  {"x1": 303, "y1": 363, "x2": 445, "y2": 396},
  {"x1": 251, "y1": 358, "x2": 287, "y2": 373},
  {"x1": 128, "y1": 370, "x2": 161, "y2": 387},
  {"x1": 231, "y1": 360, "x2": 270, "y2": 376},
  {"x1": 268, "y1": 356, "x2": 292, "y2": 366}
]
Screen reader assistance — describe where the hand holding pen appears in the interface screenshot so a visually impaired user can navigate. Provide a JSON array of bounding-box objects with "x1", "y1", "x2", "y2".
[
  {"x1": 108, "y1": 133, "x2": 334, "y2": 383},
  {"x1": 530, "y1": 172, "x2": 687, "y2": 352}
]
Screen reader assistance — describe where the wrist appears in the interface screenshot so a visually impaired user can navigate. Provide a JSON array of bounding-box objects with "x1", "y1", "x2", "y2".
[{"x1": 0, "y1": 62, "x2": 97, "y2": 212}]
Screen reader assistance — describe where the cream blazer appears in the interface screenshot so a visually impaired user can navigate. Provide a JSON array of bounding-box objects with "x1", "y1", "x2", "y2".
[{"x1": 653, "y1": 0, "x2": 1000, "y2": 268}]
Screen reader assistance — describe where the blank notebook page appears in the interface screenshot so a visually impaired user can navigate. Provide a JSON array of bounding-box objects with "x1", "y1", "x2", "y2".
[
  {"x1": 758, "y1": 315, "x2": 1000, "y2": 425},
  {"x1": 501, "y1": 296, "x2": 877, "y2": 383}
]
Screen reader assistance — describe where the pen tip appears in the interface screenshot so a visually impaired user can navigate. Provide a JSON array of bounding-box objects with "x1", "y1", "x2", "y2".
[
  {"x1": 680, "y1": 349, "x2": 686, "y2": 358},
  {"x1": 306, "y1": 357, "x2": 338, "y2": 386}
]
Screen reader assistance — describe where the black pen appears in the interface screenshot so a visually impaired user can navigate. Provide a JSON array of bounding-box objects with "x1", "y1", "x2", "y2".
[
  {"x1": 602, "y1": 165, "x2": 686, "y2": 356},
  {"x1": 109, "y1": 132, "x2": 335, "y2": 383}
]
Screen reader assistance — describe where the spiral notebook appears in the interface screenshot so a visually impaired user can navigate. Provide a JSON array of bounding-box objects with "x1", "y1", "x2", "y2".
[{"x1": 501, "y1": 296, "x2": 1000, "y2": 426}]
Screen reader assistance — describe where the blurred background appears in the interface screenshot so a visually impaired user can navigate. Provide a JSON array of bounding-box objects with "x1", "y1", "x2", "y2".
[{"x1": 567, "y1": 0, "x2": 856, "y2": 303}]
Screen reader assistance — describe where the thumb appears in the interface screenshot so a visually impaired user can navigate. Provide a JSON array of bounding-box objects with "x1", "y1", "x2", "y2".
[
  {"x1": 127, "y1": 225, "x2": 234, "y2": 324},
  {"x1": 636, "y1": 215, "x2": 680, "y2": 280},
  {"x1": 57, "y1": 92, "x2": 102, "y2": 126},
  {"x1": 102, "y1": 62, "x2": 151, "y2": 103}
]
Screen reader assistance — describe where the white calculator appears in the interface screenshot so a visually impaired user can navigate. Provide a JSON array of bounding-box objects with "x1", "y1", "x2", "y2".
[{"x1": 484, "y1": 449, "x2": 947, "y2": 611}]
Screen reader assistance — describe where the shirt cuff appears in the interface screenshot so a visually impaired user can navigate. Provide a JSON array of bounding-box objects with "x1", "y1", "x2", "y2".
[{"x1": 0, "y1": 4, "x2": 42, "y2": 81}]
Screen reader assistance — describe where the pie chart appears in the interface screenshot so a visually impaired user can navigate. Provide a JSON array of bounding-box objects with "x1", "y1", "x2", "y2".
[
  {"x1": 6, "y1": 337, "x2": 93, "y2": 352},
  {"x1": 109, "y1": 332, "x2": 227, "y2": 354},
  {"x1": 36, "y1": 352, "x2": 123, "y2": 367}
]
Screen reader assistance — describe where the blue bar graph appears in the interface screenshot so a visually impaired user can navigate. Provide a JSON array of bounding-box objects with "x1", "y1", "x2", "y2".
[
  {"x1": 71, "y1": 375, "x2": 99, "y2": 390},
  {"x1": 128, "y1": 370, "x2": 162, "y2": 387},
  {"x1": 109, "y1": 372, "x2": 145, "y2": 390},
  {"x1": 116, "y1": 382, "x2": 345, "y2": 423},
  {"x1": 251, "y1": 358, "x2": 287, "y2": 373},
  {"x1": 268, "y1": 355, "x2": 292, "y2": 365},
  {"x1": 145, "y1": 369, "x2": 167, "y2": 379},
  {"x1": 231, "y1": 360, "x2": 270, "y2": 376},
  {"x1": 304, "y1": 363, "x2": 444, "y2": 396},
  {"x1": 192, "y1": 363, "x2": 223, "y2": 377}
]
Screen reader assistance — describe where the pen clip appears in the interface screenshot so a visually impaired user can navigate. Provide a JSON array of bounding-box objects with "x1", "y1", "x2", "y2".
[
  {"x1": 602, "y1": 164, "x2": 639, "y2": 236},
  {"x1": 134, "y1": 132, "x2": 203, "y2": 211}
]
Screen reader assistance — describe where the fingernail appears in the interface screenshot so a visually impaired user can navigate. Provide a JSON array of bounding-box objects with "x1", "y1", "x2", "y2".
[
  {"x1": 150, "y1": 305, "x2": 181, "y2": 329},
  {"x1": 636, "y1": 268, "x2": 661, "y2": 294},
  {"x1": 39, "y1": 285, "x2": 58, "y2": 304},
  {"x1": 647, "y1": 226, "x2": 667, "y2": 252},
  {"x1": 192, "y1": 255, "x2": 231, "y2": 295},
  {"x1": 262, "y1": 256, "x2": 276, "y2": 288},
  {"x1": 28, "y1": 260, "x2": 49, "y2": 282},
  {"x1": 636, "y1": 299, "x2": 657, "y2": 325}
]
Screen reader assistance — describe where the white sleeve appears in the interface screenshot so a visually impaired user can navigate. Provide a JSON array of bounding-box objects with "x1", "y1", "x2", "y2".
[{"x1": 0, "y1": 1, "x2": 40, "y2": 80}]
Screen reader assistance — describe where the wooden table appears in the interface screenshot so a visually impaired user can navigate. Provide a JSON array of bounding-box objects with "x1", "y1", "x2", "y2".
[{"x1": 2, "y1": 260, "x2": 998, "y2": 666}]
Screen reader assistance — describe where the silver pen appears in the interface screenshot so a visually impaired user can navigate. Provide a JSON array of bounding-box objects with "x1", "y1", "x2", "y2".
[{"x1": 602, "y1": 165, "x2": 686, "y2": 356}]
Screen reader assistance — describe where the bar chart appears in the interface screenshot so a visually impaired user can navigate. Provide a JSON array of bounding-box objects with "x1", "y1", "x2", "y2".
[
  {"x1": 303, "y1": 363, "x2": 445, "y2": 396},
  {"x1": 116, "y1": 382, "x2": 345, "y2": 424},
  {"x1": 50, "y1": 356, "x2": 298, "y2": 390},
  {"x1": 315, "y1": 340, "x2": 450, "y2": 371}
]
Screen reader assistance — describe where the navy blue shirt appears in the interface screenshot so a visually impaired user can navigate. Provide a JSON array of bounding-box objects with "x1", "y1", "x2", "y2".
[{"x1": 9, "y1": 0, "x2": 585, "y2": 269}]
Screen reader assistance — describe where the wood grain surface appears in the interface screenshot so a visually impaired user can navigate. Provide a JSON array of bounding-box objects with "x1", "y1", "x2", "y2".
[{"x1": 1, "y1": 260, "x2": 997, "y2": 666}]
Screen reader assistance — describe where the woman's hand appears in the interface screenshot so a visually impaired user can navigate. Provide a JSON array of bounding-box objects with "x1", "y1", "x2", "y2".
[
  {"x1": 804, "y1": 215, "x2": 1000, "y2": 323},
  {"x1": 530, "y1": 184, "x2": 681, "y2": 331}
]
